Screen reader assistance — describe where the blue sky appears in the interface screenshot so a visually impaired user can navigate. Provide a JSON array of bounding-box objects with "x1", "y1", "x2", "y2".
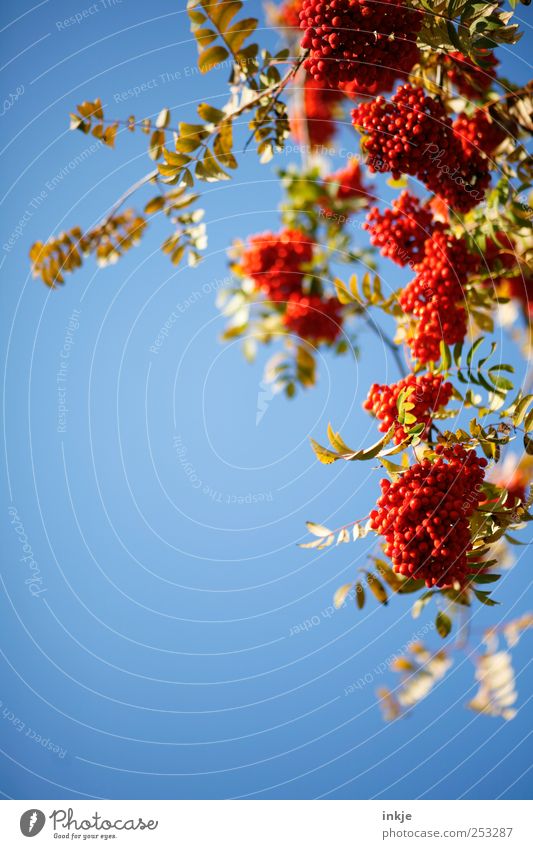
[{"x1": 1, "y1": 0, "x2": 532, "y2": 800}]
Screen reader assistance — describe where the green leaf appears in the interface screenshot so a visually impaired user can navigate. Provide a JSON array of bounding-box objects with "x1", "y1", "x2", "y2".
[
  {"x1": 196, "y1": 150, "x2": 230, "y2": 182},
  {"x1": 224, "y1": 18, "x2": 257, "y2": 52},
  {"x1": 472, "y1": 573, "x2": 501, "y2": 584},
  {"x1": 524, "y1": 408, "x2": 533, "y2": 433},
  {"x1": 453, "y1": 341, "x2": 463, "y2": 368},
  {"x1": 524, "y1": 434, "x2": 533, "y2": 455},
  {"x1": 466, "y1": 336, "x2": 485, "y2": 367},
  {"x1": 488, "y1": 367, "x2": 514, "y2": 392},
  {"x1": 440, "y1": 341, "x2": 452, "y2": 371},
  {"x1": 333, "y1": 278, "x2": 354, "y2": 305},
  {"x1": 163, "y1": 150, "x2": 192, "y2": 167},
  {"x1": 398, "y1": 578, "x2": 426, "y2": 594},
  {"x1": 366, "y1": 572, "x2": 388, "y2": 605},
  {"x1": 213, "y1": 124, "x2": 237, "y2": 169},
  {"x1": 310, "y1": 438, "x2": 340, "y2": 465},
  {"x1": 361, "y1": 272, "x2": 373, "y2": 301},
  {"x1": 473, "y1": 589, "x2": 500, "y2": 607},
  {"x1": 198, "y1": 45, "x2": 229, "y2": 73},
  {"x1": 512, "y1": 394, "x2": 533, "y2": 427},
  {"x1": 436, "y1": 611, "x2": 452, "y2": 638},
  {"x1": 193, "y1": 27, "x2": 218, "y2": 47},
  {"x1": 158, "y1": 163, "x2": 184, "y2": 182},
  {"x1": 326, "y1": 423, "x2": 353, "y2": 455},
  {"x1": 208, "y1": 0, "x2": 242, "y2": 32},
  {"x1": 179, "y1": 121, "x2": 207, "y2": 138},
  {"x1": 197, "y1": 102, "x2": 225, "y2": 123},
  {"x1": 374, "y1": 560, "x2": 403, "y2": 591},
  {"x1": 310, "y1": 427, "x2": 393, "y2": 465}
]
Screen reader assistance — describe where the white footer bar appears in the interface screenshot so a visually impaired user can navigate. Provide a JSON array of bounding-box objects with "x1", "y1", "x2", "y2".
[{"x1": 1, "y1": 800, "x2": 529, "y2": 847}]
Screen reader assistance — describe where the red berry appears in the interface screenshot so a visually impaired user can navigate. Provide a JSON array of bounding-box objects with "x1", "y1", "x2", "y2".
[
  {"x1": 240, "y1": 229, "x2": 314, "y2": 301},
  {"x1": 370, "y1": 445, "x2": 487, "y2": 587},
  {"x1": 445, "y1": 51, "x2": 499, "y2": 100},
  {"x1": 352, "y1": 84, "x2": 491, "y2": 213},
  {"x1": 283, "y1": 293, "x2": 342, "y2": 342},
  {"x1": 291, "y1": 75, "x2": 344, "y2": 148},
  {"x1": 364, "y1": 191, "x2": 437, "y2": 266},
  {"x1": 299, "y1": 0, "x2": 422, "y2": 92},
  {"x1": 322, "y1": 156, "x2": 372, "y2": 215},
  {"x1": 491, "y1": 464, "x2": 529, "y2": 508},
  {"x1": 399, "y1": 231, "x2": 479, "y2": 363},
  {"x1": 453, "y1": 109, "x2": 506, "y2": 156},
  {"x1": 277, "y1": 0, "x2": 303, "y2": 29},
  {"x1": 363, "y1": 373, "x2": 453, "y2": 444}
]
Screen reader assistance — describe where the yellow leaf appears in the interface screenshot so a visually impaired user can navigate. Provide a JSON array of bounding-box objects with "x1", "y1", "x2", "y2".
[
  {"x1": 334, "y1": 583, "x2": 352, "y2": 609},
  {"x1": 156, "y1": 108, "x2": 170, "y2": 129},
  {"x1": 198, "y1": 45, "x2": 229, "y2": 73},
  {"x1": 310, "y1": 438, "x2": 340, "y2": 465},
  {"x1": 305, "y1": 521, "x2": 332, "y2": 538},
  {"x1": 144, "y1": 196, "x2": 165, "y2": 214}
]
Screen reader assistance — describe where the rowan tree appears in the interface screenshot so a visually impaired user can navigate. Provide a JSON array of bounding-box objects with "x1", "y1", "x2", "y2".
[{"x1": 30, "y1": 0, "x2": 533, "y2": 720}]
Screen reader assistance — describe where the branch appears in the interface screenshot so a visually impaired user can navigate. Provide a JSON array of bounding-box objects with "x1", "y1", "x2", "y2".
[
  {"x1": 363, "y1": 313, "x2": 406, "y2": 379},
  {"x1": 102, "y1": 168, "x2": 158, "y2": 226},
  {"x1": 243, "y1": 50, "x2": 309, "y2": 151},
  {"x1": 90, "y1": 55, "x2": 308, "y2": 224}
]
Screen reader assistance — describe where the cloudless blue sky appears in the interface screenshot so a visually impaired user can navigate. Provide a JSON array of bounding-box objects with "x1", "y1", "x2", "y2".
[{"x1": 1, "y1": 0, "x2": 532, "y2": 800}]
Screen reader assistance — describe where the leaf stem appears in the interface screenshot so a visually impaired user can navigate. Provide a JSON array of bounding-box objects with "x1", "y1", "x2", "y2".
[
  {"x1": 102, "y1": 169, "x2": 158, "y2": 225},
  {"x1": 243, "y1": 50, "x2": 309, "y2": 152},
  {"x1": 362, "y1": 313, "x2": 406, "y2": 379}
]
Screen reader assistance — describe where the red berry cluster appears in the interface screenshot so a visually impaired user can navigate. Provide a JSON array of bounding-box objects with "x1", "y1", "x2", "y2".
[
  {"x1": 399, "y1": 231, "x2": 479, "y2": 363},
  {"x1": 453, "y1": 109, "x2": 506, "y2": 157},
  {"x1": 445, "y1": 51, "x2": 499, "y2": 100},
  {"x1": 340, "y1": 77, "x2": 384, "y2": 99},
  {"x1": 241, "y1": 229, "x2": 343, "y2": 342},
  {"x1": 279, "y1": 0, "x2": 303, "y2": 29},
  {"x1": 299, "y1": 0, "x2": 422, "y2": 92},
  {"x1": 352, "y1": 86, "x2": 450, "y2": 178},
  {"x1": 401, "y1": 231, "x2": 479, "y2": 308},
  {"x1": 483, "y1": 233, "x2": 533, "y2": 318},
  {"x1": 502, "y1": 478, "x2": 528, "y2": 507},
  {"x1": 496, "y1": 468, "x2": 529, "y2": 508},
  {"x1": 326, "y1": 156, "x2": 372, "y2": 206},
  {"x1": 352, "y1": 85, "x2": 490, "y2": 213},
  {"x1": 370, "y1": 444, "x2": 488, "y2": 587},
  {"x1": 240, "y1": 229, "x2": 314, "y2": 301},
  {"x1": 291, "y1": 75, "x2": 344, "y2": 147},
  {"x1": 363, "y1": 374, "x2": 453, "y2": 444},
  {"x1": 364, "y1": 191, "x2": 437, "y2": 266},
  {"x1": 283, "y1": 293, "x2": 342, "y2": 342},
  {"x1": 506, "y1": 275, "x2": 533, "y2": 320},
  {"x1": 484, "y1": 232, "x2": 517, "y2": 295},
  {"x1": 407, "y1": 299, "x2": 468, "y2": 364}
]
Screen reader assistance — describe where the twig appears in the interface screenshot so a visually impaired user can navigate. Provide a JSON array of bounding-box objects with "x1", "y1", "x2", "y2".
[
  {"x1": 102, "y1": 169, "x2": 158, "y2": 226},
  {"x1": 435, "y1": 58, "x2": 444, "y2": 96},
  {"x1": 243, "y1": 50, "x2": 309, "y2": 152},
  {"x1": 363, "y1": 312, "x2": 406, "y2": 379},
  {"x1": 95, "y1": 57, "x2": 310, "y2": 226}
]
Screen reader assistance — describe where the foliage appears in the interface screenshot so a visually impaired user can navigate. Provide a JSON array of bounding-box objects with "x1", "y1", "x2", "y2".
[
  {"x1": 379, "y1": 614, "x2": 533, "y2": 721},
  {"x1": 28, "y1": 0, "x2": 533, "y2": 720}
]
